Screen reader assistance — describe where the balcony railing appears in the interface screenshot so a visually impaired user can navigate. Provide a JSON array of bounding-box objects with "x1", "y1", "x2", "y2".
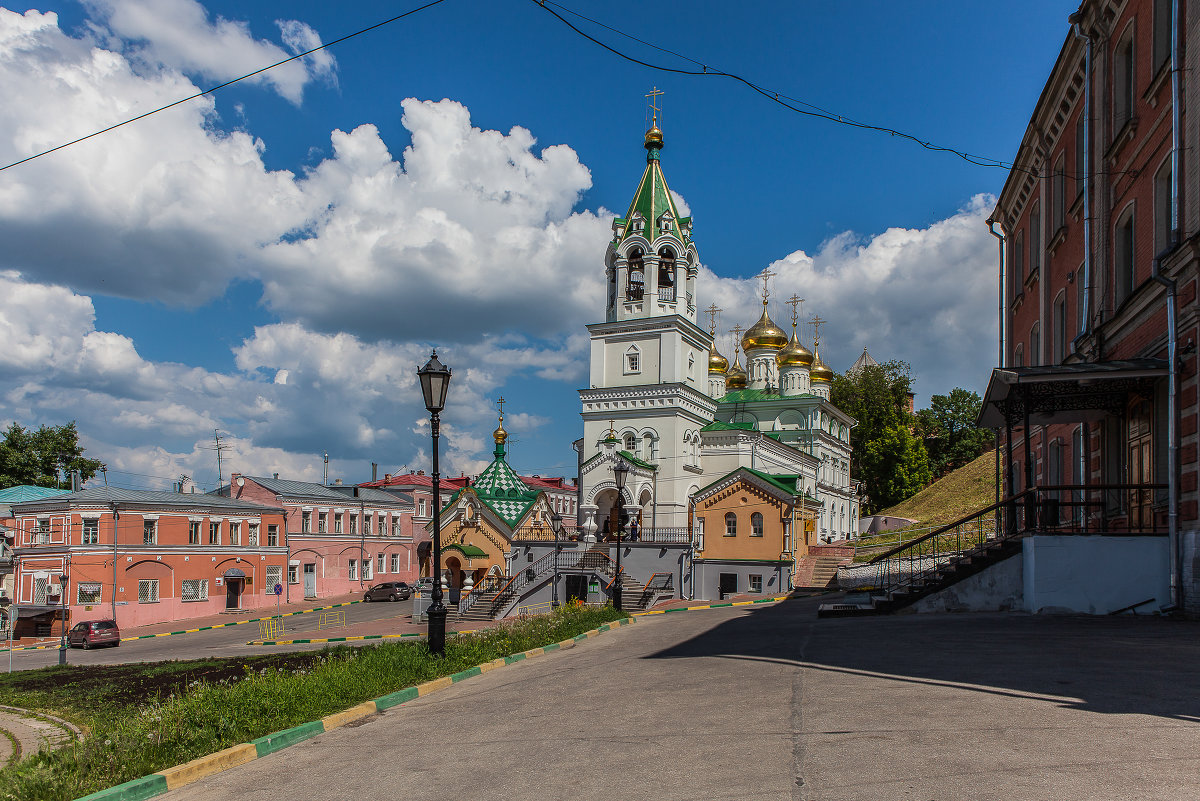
[{"x1": 658, "y1": 285, "x2": 676, "y2": 302}]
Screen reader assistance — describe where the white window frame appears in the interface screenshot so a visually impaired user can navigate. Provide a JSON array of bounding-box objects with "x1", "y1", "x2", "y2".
[
  {"x1": 750, "y1": 512, "x2": 764, "y2": 537},
  {"x1": 390, "y1": 553, "x2": 401, "y2": 573},
  {"x1": 377, "y1": 553, "x2": 385, "y2": 575},
  {"x1": 83, "y1": 518, "x2": 99, "y2": 545},
  {"x1": 189, "y1": 521, "x2": 201, "y2": 545},
  {"x1": 267, "y1": 524, "x2": 279, "y2": 546},
  {"x1": 209, "y1": 522, "x2": 221, "y2": 545},
  {"x1": 362, "y1": 559, "x2": 373, "y2": 581},
  {"x1": 248, "y1": 523, "x2": 259, "y2": 546},
  {"x1": 229, "y1": 522, "x2": 240, "y2": 546},
  {"x1": 724, "y1": 512, "x2": 737, "y2": 537},
  {"x1": 76, "y1": 582, "x2": 102, "y2": 604},
  {"x1": 265, "y1": 565, "x2": 283, "y2": 591},
  {"x1": 138, "y1": 579, "x2": 160, "y2": 604},
  {"x1": 624, "y1": 344, "x2": 641, "y2": 375},
  {"x1": 348, "y1": 560, "x2": 358, "y2": 581},
  {"x1": 288, "y1": 565, "x2": 299, "y2": 584},
  {"x1": 749, "y1": 574, "x2": 763, "y2": 594},
  {"x1": 181, "y1": 579, "x2": 209, "y2": 602}
]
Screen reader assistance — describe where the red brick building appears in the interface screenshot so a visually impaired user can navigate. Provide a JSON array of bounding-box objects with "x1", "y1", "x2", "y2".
[
  {"x1": 983, "y1": 0, "x2": 1199, "y2": 613},
  {"x1": 8, "y1": 488, "x2": 288, "y2": 635}
]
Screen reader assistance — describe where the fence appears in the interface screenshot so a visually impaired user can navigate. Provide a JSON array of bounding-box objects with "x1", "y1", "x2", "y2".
[
  {"x1": 317, "y1": 610, "x2": 346, "y2": 631},
  {"x1": 257, "y1": 618, "x2": 284, "y2": 640}
]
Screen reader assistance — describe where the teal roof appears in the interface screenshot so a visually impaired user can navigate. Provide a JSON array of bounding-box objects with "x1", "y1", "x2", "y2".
[
  {"x1": 617, "y1": 450, "x2": 657, "y2": 471},
  {"x1": 614, "y1": 136, "x2": 691, "y2": 248},
  {"x1": 716, "y1": 389, "x2": 819, "y2": 404},
  {"x1": 695, "y1": 468, "x2": 802, "y2": 500},
  {"x1": 465, "y1": 441, "x2": 539, "y2": 527},
  {"x1": 0, "y1": 485, "x2": 70, "y2": 503}
]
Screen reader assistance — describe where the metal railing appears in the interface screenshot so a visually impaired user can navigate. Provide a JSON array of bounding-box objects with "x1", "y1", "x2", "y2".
[
  {"x1": 485, "y1": 550, "x2": 581, "y2": 618},
  {"x1": 456, "y1": 572, "x2": 506, "y2": 615},
  {"x1": 658, "y1": 285, "x2": 676, "y2": 302},
  {"x1": 868, "y1": 483, "x2": 1168, "y2": 603}
]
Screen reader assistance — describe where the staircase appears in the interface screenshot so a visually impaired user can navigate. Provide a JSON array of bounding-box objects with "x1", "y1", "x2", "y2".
[
  {"x1": 802, "y1": 556, "x2": 847, "y2": 590},
  {"x1": 820, "y1": 493, "x2": 1026, "y2": 618},
  {"x1": 457, "y1": 588, "x2": 507, "y2": 621}
]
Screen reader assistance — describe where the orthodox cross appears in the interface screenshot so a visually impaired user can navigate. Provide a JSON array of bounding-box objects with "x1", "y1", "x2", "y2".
[
  {"x1": 730, "y1": 322, "x2": 745, "y2": 355},
  {"x1": 646, "y1": 86, "x2": 664, "y2": 126},
  {"x1": 810, "y1": 314, "x2": 826, "y2": 345},
  {"x1": 608, "y1": 419, "x2": 616, "y2": 439},
  {"x1": 758, "y1": 267, "x2": 777, "y2": 304},
  {"x1": 704, "y1": 303, "x2": 722, "y2": 336},
  {"x1": 786, "y1": 294, "x2": 805, "y2": 328},
  {"x1": 496, "y1": 396, "x2": 505, "y2": 419}
]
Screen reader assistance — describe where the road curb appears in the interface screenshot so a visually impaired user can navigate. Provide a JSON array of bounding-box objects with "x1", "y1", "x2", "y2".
[
  {"x1": 632, "y1": 593, "x2": 791, "y2": 616},
  {"x1": 1, "y1": 600, "x2": 366, "y2": 653},
  {"x1": 73, "y1": 616, "x2": 637, "y2": 801}
]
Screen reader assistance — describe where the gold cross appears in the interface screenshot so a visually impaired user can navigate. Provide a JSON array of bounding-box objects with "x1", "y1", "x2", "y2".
[
  {"x1": 704, "y1": 303, "x2": 722, "y2": 335},
  {"x1": 608, "y1": 419, "x2": 616, "y2": 438},
  {"x1": 730, "y1": 323, "x2": 744, "y2": 353},
  {"x1": 810, "y1": 314, "x2": 826, "y2": 345},
  {"x1": 786, "y1": 294, "x2": 804, "y2": 328},
  {"x1": 646, "y1": 86, "x2": 664, "y2": 126},
  {"x1": 496, "y1": 396, "x2": 505, "y2": 418},
  {"x1": 758, "y1": 268, "x2": 776, "y2": 304}
]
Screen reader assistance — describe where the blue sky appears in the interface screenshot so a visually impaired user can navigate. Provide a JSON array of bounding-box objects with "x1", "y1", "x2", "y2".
[{"x1": 0, "y1": 0, "x2": 1075, "y2": 490}]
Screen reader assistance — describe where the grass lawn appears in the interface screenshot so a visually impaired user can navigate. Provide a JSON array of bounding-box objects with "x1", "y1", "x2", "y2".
[
  {"x1": 0, "y1": 604, "x2": 625, "y2": 801},
  {"x1": 878, "y1": 451, "x2": 1002, "y2": 527}
]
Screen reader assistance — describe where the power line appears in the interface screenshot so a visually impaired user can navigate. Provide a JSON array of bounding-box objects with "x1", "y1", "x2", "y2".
[
  {"x1": 532, "y1": 0, "x2": 1129, "y2": 183},
  {"x1": 0, "y1": 0, "x2": 450, "y2": 173}
]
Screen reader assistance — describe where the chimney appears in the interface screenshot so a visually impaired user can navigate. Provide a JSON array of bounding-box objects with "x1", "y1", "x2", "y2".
[
  {"x1": 273, "y1": 472, "x2": 280, "y2": 479},
  {"x1": 230, "y1": 473, "x2": 241, "y2": 496},
  {"x1": 417, "y1": 470, "x2": 425, "y2": 476},
  {"x1": 384, "y1": 473, "x2": 392, "y2": 481},
  {"x1": 334, "y1": 478, "x2": 343, "y2": 486},
  {"x1": 372, "y1": 462, "x2": 378, "y2": 482}
]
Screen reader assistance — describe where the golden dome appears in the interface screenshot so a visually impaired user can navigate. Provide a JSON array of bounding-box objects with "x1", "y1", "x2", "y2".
[
  {"x1": 493, "y1": 415, "x2": 508, "y2": 445},
  {"x1": 777, "y1": 328, "x2": 814, "y2": 368},
  {"x1": 708, "y1": 345, "x2": 729, "y2": 374},
  {"x1": 810, "y1": 349, "x2": 834, "y2": 383},
  {"x1": 725, "y1": 352, "x2": 748, "y2": 389},
  {"x1": 644, "y1": 125, "x2": 664, "y2": 149},
  {"x1": 741, "y1": 305, "x2": 789, "y2": 352}
]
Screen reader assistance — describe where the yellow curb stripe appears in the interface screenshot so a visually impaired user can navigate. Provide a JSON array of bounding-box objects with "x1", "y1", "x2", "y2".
[
  {"x1": 478, "y1": 657, "x2": 507, "y2": 673},
  {"x1": 523, "y1": 647, "x2": 544, "y2": 658},
  {"x1": 321, "y1": 701, "x2": 377, "y2": 730},
  {"x1": 416, "y1": 676, "x2": 454, "y2": 696},
  {"x1": 557, "y1": 639, "x2": 576, "y2": 650},
  {"x1": 157, "y1": 743, "x2": 257, "y2": 791}
]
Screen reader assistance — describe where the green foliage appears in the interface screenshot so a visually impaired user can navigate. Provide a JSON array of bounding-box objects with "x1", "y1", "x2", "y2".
[
  {"x1": 916, "y1": 388, "x2": 994, "y2": 478},
  {"x1": 0, "y1": 604, "x2": 625, "y2": 801},
  {"x1": 0, "y1": 422, "x2": 104, "y2": 490},
  {"x1": 831, "y1": 361, "x2": 931, "y2": 513}
]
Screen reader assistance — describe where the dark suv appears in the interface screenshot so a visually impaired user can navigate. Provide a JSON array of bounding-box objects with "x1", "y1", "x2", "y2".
[
  {"x1": 67, "y1": 619, "x2": 121, "y2": 649},
  {"x1": 363, "y1": 582, "x2": 411, "y2": 602}
]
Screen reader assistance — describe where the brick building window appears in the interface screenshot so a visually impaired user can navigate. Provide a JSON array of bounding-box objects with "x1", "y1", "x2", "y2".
[
  {"x1": 1114, "y1": 33, "x2": 1135, "y2": 131},
  {"x1": 348, "y1": 514, "x2": 357, "y2": 535},
  {"x1": 390, "y1": 554, "x2": 401, "y2": 573},
  {"x1": 143, "y1": 519, "x2": 156, "y2": 545},
  {"x1": 1115, "y1": 209, "x2": 1135, "y2": 306},
  {"x1": 377, "y1": 554, "x2": 385, "y2": 575},
  {"x1": 83, "y1": 518, "x2": 99, "y2": 545},
  {"x1": 229, "y1": 522, "x2": 240, "y2": 546},
  {"x1": 182, "y1": 579, "x2": 208, "y2": 601},
  {"x1": 378, "y1": 515, "x2": 386, "y2": 535},
  {"x1": 76, "y1": 583, "x2": 102, "y2": 604},
  {"x1": 318, "y1": 513, "x2": 327, "y2": 533},
  {"x1": 37, "y1": 519, "x2": 49, "y2": 544},
  {"x1": 138, "y1": 579, "x2": 159, "y2": 604},
  {"x1": 248, "y1": 523, "x2": 259, "y2": 546},
  {"x1": 267, "y1": 524, "x2": 279, "y2": 546},
  {"x1": 334, "y1": 514, "x2": 343, "y2": 534},
  {"x1": 1075, "y1": 116, "x2": 1087, "y2": 198},
  {"x1": 1053, "y1": 294, "x2": 1068, "y2": 364},
  {"x1": 724, "y1": 512, "x2": 737, "y2": 537},
  {"x1": 288, "y1": 565, "x2": 299, "y2": 584},
  {"x1": 209, "y1": 522, "x2": 220, "y2": 545},
  {"x1": 189, "y1": 521, "x2": 201, "y2": 545},
  {"x1": 265, "y1": 565, "x2": 283, "y2": 590},
  {"x1": 1012, "y1": 230, "x2": 1025, "y2": 289},
  {"x1": 1029, "y1": 202, "x2": 1041, "y2": 274},
  {"x1": 1154, "y1": 0, "x2": 1172, "y2": 72},
  {"x1": 1155, "y1": 160, "x2": 1173, "y2": 253},
  {"x1": 348, "y1": 560, "x2": 357, "y2": 581},
  {"x1": 301, "y1": 511, "x2": 311, "y2": 533},
  {"x1": 750, "y1": 512, "x2": 764, "y2": 537},
  {"x1": 1052, "y1": 156, "x2": 1066, "y2": 232},
  {"x1": 362, "y1": 559, "x2": 372, "y2": 581}
]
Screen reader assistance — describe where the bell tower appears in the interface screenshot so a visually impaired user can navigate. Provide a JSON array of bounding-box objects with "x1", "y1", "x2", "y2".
[{"x1": 579, "y1": 92, "x2": 716, "y2": 536}]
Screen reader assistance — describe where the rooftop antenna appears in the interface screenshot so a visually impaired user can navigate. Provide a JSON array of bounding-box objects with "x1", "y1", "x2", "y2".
[
  {"x1": 213, "y1": 429, "x2": 229, "y2": 485},
  {"x1": 323, "y1": 451, "x2": 329, "y2": 486}
]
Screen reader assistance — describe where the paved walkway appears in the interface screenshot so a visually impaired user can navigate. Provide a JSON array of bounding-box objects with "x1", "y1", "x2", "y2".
[
  {"x1": 0, "y1": 706, "x2": 79, "y2": 767},
  {"x1": 161, "y1": 598, "x2": 1200, "y2": 800}
]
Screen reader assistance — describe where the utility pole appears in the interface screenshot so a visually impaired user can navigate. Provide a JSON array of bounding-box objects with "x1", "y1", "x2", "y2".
[
  {"x1": 110, "y1": 502, "x2": 119, "y2": 622},
  {"x1": 213, "y1": 430, "x2": 229, "y2": 486}
]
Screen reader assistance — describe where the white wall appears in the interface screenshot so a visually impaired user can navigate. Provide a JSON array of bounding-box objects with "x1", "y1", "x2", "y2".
[{"x1": 1024, "y1": 535, "x2": 1171, "y2": 615}]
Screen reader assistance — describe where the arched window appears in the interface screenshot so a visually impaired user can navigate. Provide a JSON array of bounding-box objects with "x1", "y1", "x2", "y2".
[
  {"x1": 623, "y1": 433, "x2": 637, "y2": 453},
  {"x1": 724, "y1": 512, "x2": 737, "y2": 537},
  {"x1": 658, "y1": 247, "x2": 676, "y2": 301},
  {"x1": 750, "y1": 512, "x2": 764, "y2": 537},
  {"x1": 1115, "y1": 207, "x2": 1135, "y2": 306},
  {"x1": 627, "y1": 248, "x2": 645, "y2": 301},
  {"x1": 624, "y1": 344, "x2": 641, "y2": 375},
  {"x1": 1029, "y1": 322, "x2": 1041, "y2": 367}
]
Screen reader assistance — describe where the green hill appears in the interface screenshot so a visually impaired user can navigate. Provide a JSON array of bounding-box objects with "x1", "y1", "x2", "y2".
[{"x1": 878, "y1": 450, "x2": 1002, "y2": 527}]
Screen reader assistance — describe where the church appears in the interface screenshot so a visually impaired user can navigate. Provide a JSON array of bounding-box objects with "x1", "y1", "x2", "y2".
[
  {"x1": 430, "y1": 112, "x2": 861, "y2": 612},
  {"x1": 575, "y1": 113, "x2": 860, "y2": 598}
]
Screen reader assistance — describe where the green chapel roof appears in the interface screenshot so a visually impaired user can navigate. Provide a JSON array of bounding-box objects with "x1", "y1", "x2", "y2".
[
  {"x1": 715, "y1": 388, "x2": 820, "y2": 404},
  {"x1": 617, "y1": 450, "x2": 657, "y2": 471},
  {"x1": 614, "y1": 132, "x2": 691, "y2": 247}
]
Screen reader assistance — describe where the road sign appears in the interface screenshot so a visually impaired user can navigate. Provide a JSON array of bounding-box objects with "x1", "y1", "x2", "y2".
[{"x1": 273, "y1": 583, "x2": 283, "y2": 596}]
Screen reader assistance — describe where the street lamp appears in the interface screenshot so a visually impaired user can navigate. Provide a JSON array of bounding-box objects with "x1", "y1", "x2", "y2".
[
  {"x1": 612, "y1": 460, "x2": 629, "y2": 611},
  {"x1": 551, "y1": 511, "x2": 563, "y2": 609},
  {"x1": 417, "y1": 350, "x2": 452, "y2": 656},
  {"x1": 57, "y1": 572, "x2": 68, "y2": 666}
]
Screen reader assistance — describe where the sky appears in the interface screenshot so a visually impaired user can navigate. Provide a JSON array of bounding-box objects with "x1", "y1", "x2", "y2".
[{"x1": 0, "y1": 0, "x2": 1078, "y2": 491}]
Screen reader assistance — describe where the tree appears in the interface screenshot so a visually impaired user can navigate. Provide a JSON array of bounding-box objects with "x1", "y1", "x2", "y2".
[
  {"x1": 831, "y1": 360, "x2": 932, "y2": 513},
  {"x1": 0, "y1": 422, "x2": 104, "y2": 490},
  {"x1": 917, "y1": 388, "x2": 993, "y2": 478}
]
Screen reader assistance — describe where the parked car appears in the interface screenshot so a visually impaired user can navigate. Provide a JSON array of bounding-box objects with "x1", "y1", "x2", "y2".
[
  {"x1": 363, "y1": 582, "x2": 411, "y2": 602},
  {"x1": 67, "y1": 619, "x2": 120, "y2": 649}
]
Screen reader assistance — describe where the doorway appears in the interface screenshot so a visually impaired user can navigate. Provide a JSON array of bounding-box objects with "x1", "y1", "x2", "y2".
[
  {"x1": 303, "y1": 564, "x2": 316, "y2": 598},
  {"x1": 718, "y1": 573, "x2": 737, "y2": 600},
  {"x1": 565, "y1": 575, "x2": 588, "y2": 604},
  {"x1": 225, "y1": 578, "x2": 242, "y2": 610}
]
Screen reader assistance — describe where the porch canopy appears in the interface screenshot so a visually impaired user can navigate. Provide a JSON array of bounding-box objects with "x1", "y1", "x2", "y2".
[{"x1": 978, "y1": 360, "x2": 1168, "y2": 429}]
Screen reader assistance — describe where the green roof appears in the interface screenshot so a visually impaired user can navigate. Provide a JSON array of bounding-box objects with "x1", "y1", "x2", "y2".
[
  {"x1": 614, "y1": 140, "x2": 691, "y2": 248},
  {"x1": 0, "y1": 485, "x2": 70, "y2": 503},
  {"x1": 617, "y1": 451, "x2": 657, "y2": 471},
  {"x1": 464, "y1": 440, "x2": 540, "y2": 527},
  {"x1": 700, "y1": 420, "x2": 756, "y2": 433},
  {"x1": 694, "y1": 467, "x2": 801, "y2": 499},
  {"x1": 443, "y1": 543, "x2": 488, "y2": 559},
  {"x1": 716, "y1": 388, "x2": 819, "y2": 404}
]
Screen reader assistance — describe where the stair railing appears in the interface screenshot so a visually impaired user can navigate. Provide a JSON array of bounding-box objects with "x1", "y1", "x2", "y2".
[
  {"x1": 457, "y1": 572, "x2": 506, "y2": 615},
  {"x1": 486, "y1": 549, "x2": 584, "y2": 617}
]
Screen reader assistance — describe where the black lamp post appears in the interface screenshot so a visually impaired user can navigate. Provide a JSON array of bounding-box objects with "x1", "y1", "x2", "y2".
[
  {"x1": 551, "y1": 511, "x2": 563, "y2": 609},
  {"x1": 612, "y1": 460, "x2": 629, "y2": 611},
  {"x1": 417, "y1": 350, "x2": 452, "y2": 656},
  {"x1": 57, "y1": 572, "x2": 68, "y2": 666}
]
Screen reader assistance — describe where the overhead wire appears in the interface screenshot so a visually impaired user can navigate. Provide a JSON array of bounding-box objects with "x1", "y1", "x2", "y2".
[
  {"x1": 0, "y1": 0, "x2": 450, "y2": 173},
  {"x1": 532, "y1": 0, "x2": 1131, "y2": 183}
]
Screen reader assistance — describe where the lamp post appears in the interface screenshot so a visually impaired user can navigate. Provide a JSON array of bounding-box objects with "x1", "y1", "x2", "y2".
[
  {"x1": 551, "y1": 511, "x2": 563, "y2": 609},
  {"x1": 417, "y1": 350, "x2": 451, "y2": 656},
  {"x1": 57, "y1": 571, "x2": 68, "y2": 666},
  {"x1": 612, "y1": 460, "x2": 629, "y2": 611}
]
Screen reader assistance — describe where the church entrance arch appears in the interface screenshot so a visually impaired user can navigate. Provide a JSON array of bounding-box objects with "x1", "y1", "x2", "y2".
[{"x1": 594, "y1": 488, "x2": 628, "y2": 539}]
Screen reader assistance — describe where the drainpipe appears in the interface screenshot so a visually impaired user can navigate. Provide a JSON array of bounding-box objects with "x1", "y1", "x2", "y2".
[
  {"x1": 1151, "y1": 249, "x2": 1179, "y2": 610},
  {"x1": 1070, "y1": 14, "x2": 1093, "y2": 338},
  {"x1": 987, "y1": 218, "x2": 1007, "y2": 366}
]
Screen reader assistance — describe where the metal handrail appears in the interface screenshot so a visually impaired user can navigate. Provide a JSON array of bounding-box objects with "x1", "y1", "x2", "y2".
[
  {"x1": 486, "y1": 550, "x2": 581, "y2": 617},
  {"x1": 641, "y1": 572, "x2": 673, "y2": 593}
]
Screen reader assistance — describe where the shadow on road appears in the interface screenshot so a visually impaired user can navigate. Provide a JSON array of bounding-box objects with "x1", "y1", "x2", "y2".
[{"x1": 646, "y1": 595, "x2": 1200, "y2": 722}]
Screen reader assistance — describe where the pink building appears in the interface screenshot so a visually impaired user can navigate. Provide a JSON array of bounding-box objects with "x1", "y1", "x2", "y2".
[
  {"x1": 9, "y1": 487, "x2": 288, "y2": 635},
  {"x1": 216, "y1": 475, "x2": 417, "y2": 600}
]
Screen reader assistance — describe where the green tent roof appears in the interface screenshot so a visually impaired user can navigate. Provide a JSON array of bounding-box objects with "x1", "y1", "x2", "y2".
[
  {"x1": 443, "y1": 543, "x2": 488, "y2": 559},
  {"x1": 613, "y1": 137, "x2": 691, "y2": 248}
]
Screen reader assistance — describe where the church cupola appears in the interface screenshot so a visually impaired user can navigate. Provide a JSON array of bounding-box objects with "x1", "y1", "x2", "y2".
[
  {"x1": 809, "y1": 316, "x2": 833, "y2": 399},
  {"x1": 704, "y1": 304, "x2": 728, "y2": 398},
  {"x1": 778, "y1": 295, "x2": 814, "y2": 396},
  {"x1": 725, "y1": 345, "x2": 748, "y2": 390},
  {"x1": 605, "y1": 89, "x2": 698, "y2": 325},
  {"x1": 740, "y1": 270, "x2": 787, "y2": 390}
]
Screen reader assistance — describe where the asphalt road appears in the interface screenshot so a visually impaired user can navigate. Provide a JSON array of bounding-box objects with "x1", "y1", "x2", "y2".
[
  {"x1": 160, "y1": 598, "x2": 1200, "y2": 801},
  {"x1": 3, "y1": 597, "x2": 420, "y2": 671}
]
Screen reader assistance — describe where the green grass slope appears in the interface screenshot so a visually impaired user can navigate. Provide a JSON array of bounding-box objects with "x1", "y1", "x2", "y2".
[{"x1": 878, "y1": 450, "x2": 1002, "y2": 527}]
